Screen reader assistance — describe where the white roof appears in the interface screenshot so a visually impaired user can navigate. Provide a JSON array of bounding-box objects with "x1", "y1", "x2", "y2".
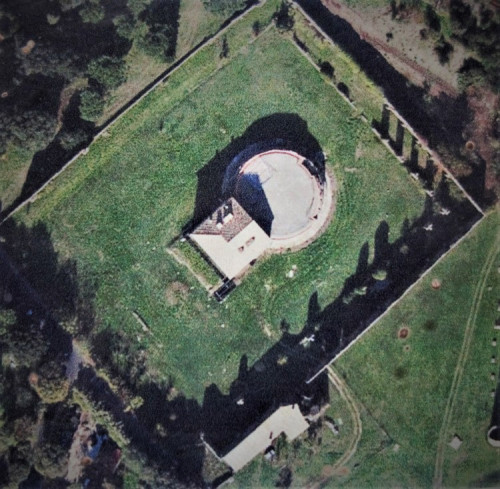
[
  {"x1": 191, "y1": 220, "x2": 269, "y2": 279},
  {"x1": 222, "y1": 404, "x2": 308, "y2": 472}
]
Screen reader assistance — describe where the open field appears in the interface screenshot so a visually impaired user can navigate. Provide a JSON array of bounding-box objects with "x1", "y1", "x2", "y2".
[
  {"x1": 331, "y1": 211, "x2": 499, "y2": 487},
  {"x1": 441, "y1": 213, "x2": 500, "y2": 487},
  {"x1": 9, "y1": 3, "x2": 433, "y2": 403}
]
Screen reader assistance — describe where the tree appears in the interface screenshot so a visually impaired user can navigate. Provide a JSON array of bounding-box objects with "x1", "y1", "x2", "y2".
[
  {"x1": 31, "y1": 360, "x2": 70, "y2": 403},
  {"x1": 114, "y1": 13, "x2": 135, "y2": 39},
  {"x1": 434, "y1": 36, "x2": 453, "y2": 64},
  {"x1": 79, "y1": 88, "x2": 105, "y2": 121},
  {"x1": 34, "y1": 403, "x2": 80, "y2": 479},
  {"x1": 139, "y1": 0, "x2": 180, "y2": 61},
  {"x1": 273, "y1": 1, "x2": 294, "y2": 31},
  {"x1": 87, "y1": 56, "x2": 127, "y2": 92},
  {"x1": 424, "y1": 5, "x2": 441, "y2": 32},
  {"x1": 79, "y1": 0, "x2": 105, "y2": 24}
]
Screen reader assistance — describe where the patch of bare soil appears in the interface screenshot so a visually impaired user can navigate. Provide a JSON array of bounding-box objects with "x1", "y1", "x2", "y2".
[
  {"x1": 464, "y1": 85, "x2": 500, "y2": 193},
  {"x1": 321, "y1": 465, "x2": 335, "y2": 477},
  {"x1": 398, "y1": 327, "x2": 410, "y2": 339},
  {"x1": 335, "y1": 466, "x2": 350, "y2": 476},
  {"x1": 432, "y1": 278, "x2": 442, "y2": 289},
  {"x1": 66, "y1": 411, "x2": 96, "y2": 483},
  {"x1": 165, "y1": 281, "x2": 189, "y2": 306},
  {"x1": 321, "y1": 0, "x2": 463, "y2": 96}
]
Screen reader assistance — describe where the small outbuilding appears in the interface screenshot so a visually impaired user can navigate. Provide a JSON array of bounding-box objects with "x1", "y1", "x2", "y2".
[{"x1": 220, "y1": 403, "x2": 308, "y2": 472}]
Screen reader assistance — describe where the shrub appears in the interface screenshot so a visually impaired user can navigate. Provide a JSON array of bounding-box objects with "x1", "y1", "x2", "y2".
[
  {"x1": 79, "y1": 0, "x2": 105, "y2": 24},
  {"x1": 87, "y1": 56, "x2": 127, "y2": 91},
  {"x1": 434, "y1": 36, "x2": 453, "y2": 64},
  {"x1": 319, "y1": 61, "x2": 334, "y2": 79},
  {"x1": 273, "y1": 1, "x2": 294, "y2": 31},
  {"x1": 32, "y1": 360, "x2": 70, "y2": 403},
  {"x1": 424, "y1": 5, "x2": 441, "y2": 32},
  {"x1": 252, "y1": 20, "x2": 261, "y2": 37},
  {"x1": 79, "y1": 89, "x2": 105, "y2": 121}
]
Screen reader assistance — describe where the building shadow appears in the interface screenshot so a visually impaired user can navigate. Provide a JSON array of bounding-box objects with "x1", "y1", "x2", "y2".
[{"x1": 190, "y1": 113, "x2": 324, "y2": 228}]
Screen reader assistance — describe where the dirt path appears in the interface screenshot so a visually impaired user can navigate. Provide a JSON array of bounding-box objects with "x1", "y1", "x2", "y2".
[
  {"x1": 308, "y1": 365, "x2": 362, "y2": 488},
  {"x1": 433, "y1": 231, "x2": 500, "y2": 488}
]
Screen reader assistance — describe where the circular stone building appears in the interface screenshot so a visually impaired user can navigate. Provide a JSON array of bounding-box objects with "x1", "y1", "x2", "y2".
[{"x1": 225, "y1": 147, "x2": 334, "y2": 251}]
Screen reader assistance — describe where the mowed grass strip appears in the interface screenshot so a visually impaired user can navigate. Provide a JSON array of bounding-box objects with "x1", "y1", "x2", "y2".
[
  {"x1": 334, "y1": 212, "x2": 499, "y2": 488},
  {"x1": 15, "y1": 24, "x2": 426, "y2": 400},
  {"x1": 442, "y1": 214, "x2": 499, "y2": 487}
]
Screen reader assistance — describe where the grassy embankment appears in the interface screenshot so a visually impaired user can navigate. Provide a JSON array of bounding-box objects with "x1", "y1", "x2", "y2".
[
  {"x1": 330, "y1": 211, "x2": 499, "y2": 488},
  {"x1": 13, "y1": 4, "x2": 426, "y2": 401},
  {"x1": 0, "y1": 0, "x2": 234, "y2": 211}
]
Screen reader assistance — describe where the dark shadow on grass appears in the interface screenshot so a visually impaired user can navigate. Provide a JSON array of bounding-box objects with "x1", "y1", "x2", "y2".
[
  {"x1": 295, "y1": 0, "x2": 489, "y2": 205},
  {"x1": 198, "y1": 170, "x2": 481, "y2": 463}
]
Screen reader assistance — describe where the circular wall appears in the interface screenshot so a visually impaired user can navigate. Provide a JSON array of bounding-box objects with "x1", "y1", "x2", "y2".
[{"x1": 226, "y1": 148, "x2": 335, "y2": 251}]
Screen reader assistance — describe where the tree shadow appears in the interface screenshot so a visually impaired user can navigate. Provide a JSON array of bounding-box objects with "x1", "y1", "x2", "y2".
[
  {"x1": 190, "y1": 113, "x2": 324, "y2": 227},
  {"x1": 296, "y1": 0, "x2": 487, "y2": 204},
  {"x1": 198, "y1": 168, "x2": 481, "y2": 466},
  {"x1": 10, "y1": 92, "x2": 95, "y2": 212}
]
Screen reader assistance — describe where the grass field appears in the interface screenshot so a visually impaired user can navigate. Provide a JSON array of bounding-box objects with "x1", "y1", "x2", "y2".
[
  {"x1": 330, "y1": 211, "x2": 499, "y2": 487},
  {"x1": 226, "y1": 210, "x2": 499, "y2": 488},
  {"x1": 11, "y1": 3, "x2": 428, "y2": 401}
]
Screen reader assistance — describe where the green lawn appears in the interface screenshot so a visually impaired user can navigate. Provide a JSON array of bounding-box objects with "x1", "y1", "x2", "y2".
[
  {"x1": 13, "y1": 7, "x2": 427, "y2": 401},
  {"x1": 442, "y1": 215, "x2": 500, "y2": 487},
  {"x1": 332, "y1": 211, "x2": 499, "y2": 487}
]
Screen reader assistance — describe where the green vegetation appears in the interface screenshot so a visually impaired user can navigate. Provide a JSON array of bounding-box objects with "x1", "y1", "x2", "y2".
[
  {"x1": 292, "y1": 11, "x2": 385, "y2": 123},
  {"x1": 87, "y1": 56, "x2": 128, "y2": 92},
  {"x1": 202, "y1": 0, "x2": 246, "y2": 15},
  {"x1": 79, "y1": 89, "x2": 105, "y2": 121},
  {"x1": 441, "y1": 215, "x2": 500, "y2": 486},
  {"x1": 332, "y1": 212, "x2": 499, "y2": 487},
  {"x1": 79, "y1": 0, "x2": 105, "y2": 24},
  {"x1": 0, "y1": 0, "x2": 245, "y2": 211},
  {"x1": 13, "y1": 2, "x2": 426, "y2": 400}
]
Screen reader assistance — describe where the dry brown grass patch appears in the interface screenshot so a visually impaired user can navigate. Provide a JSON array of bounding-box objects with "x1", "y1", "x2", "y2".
[{"x1": 165, "y1": 281, "x2": 190, "y2": 306}]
